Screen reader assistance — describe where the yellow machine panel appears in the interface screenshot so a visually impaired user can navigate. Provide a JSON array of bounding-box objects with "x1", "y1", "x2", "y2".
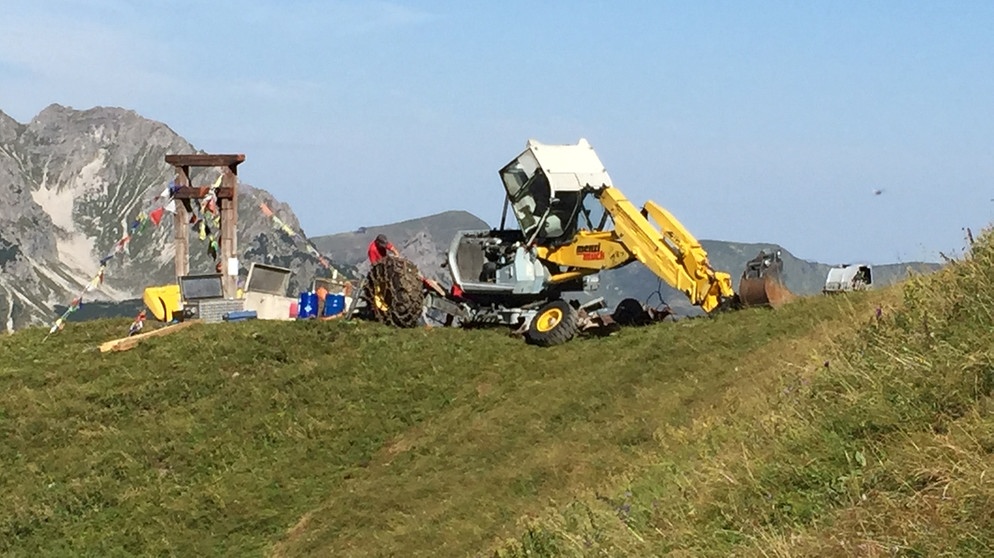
[
  {"x1": 143, "y1": 284, "x2": 182, "y2": 322},
  {"x1": 536, "y1": 231, "x2": 633, "y2": 270}
]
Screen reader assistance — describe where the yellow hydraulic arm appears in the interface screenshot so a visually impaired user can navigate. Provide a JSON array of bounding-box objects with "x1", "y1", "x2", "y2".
[{"x1": 597, "y1": 187, "x2": 735, "y2": 313}]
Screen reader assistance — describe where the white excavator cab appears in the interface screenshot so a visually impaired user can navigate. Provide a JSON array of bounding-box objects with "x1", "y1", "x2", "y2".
[{"x1": 498, "y1": 138, "x2": 613, "y2": 241}]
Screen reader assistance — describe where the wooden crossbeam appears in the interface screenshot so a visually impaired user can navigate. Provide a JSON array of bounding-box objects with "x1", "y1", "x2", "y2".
[
  {"x1": 165, "y1": 154, "x2": 245, "y2": 167},
  {"x1": 171, "y1": 186, "x2": 236, "y2": 200}
]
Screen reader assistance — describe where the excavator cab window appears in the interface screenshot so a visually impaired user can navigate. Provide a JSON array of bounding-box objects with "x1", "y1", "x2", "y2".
[
  {"x1": 502, "y1": 164, "x2": 552, "y2": 237},
  {"x1": 579, "y1": 192, "x2": 608, "y2": 231},
  {"x1": 500, "y1": 156, "x2": 586, "y2": 241},
  {"x1": 540, "y1": 192, "x2": 582, "y2": 240}
]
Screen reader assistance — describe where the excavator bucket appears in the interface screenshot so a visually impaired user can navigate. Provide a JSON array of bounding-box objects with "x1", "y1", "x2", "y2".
[{"x1": 738, "y1": 250, "x2": 794, "y2": 308}]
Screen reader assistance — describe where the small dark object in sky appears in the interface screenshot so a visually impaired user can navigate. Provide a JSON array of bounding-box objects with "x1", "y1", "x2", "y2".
[{"x1": 873, "y1": 188, "x2": 884, "y2": 196}]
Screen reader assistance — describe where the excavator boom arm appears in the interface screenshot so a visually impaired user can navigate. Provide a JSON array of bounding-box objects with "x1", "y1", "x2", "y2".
[{"x1": 597, "y1": 187, "x2": 735, "y2": 313}]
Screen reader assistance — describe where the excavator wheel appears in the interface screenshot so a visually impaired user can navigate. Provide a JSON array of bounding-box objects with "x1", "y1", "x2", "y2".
[
  {"x1": 362, "y1": 256, "x2": 425, "y2": 328},
  {"x1": 524, "y1": 300, "x2": 579, "y2": 347},
  {"x1": 612, "y1": 297, "x2": 651, "y2": 326}
]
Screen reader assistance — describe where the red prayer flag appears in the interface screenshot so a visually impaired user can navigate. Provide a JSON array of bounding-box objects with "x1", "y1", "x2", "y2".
[{"x1": 149, "y1": 207, "x2": 165, "y2": 226}]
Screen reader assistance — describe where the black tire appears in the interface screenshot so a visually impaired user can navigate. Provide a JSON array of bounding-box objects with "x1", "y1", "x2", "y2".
[
  {"x1": 362, "y1": 257, "x2": 425, "y2": 328},
  {"x1": 613, "y1": 297, "x2": 649, "y2": 326},
  {"x1": 524, "y1": 300, "x2": 579, "y2": 347}
]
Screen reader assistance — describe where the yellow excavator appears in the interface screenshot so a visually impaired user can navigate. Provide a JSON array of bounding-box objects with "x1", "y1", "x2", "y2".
[{"x1": 380, "y1": 138, "x2": 788, "y2": 344}]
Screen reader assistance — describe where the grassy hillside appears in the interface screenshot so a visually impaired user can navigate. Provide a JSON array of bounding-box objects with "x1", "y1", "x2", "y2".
[
  {"x1": 495, "y1": 236, "x2": 994, "y2": 557},
  {"x1": 0, "y1": 231, "x2": 986, "y2": 557}
]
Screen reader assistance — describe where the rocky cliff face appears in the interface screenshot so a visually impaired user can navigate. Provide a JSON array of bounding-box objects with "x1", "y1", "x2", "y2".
[{"x1": 0, "y1": 105, "x2": 326, "y2": 330}]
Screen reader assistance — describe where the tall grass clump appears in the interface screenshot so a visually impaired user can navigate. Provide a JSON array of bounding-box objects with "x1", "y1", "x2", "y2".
[
  {"x1": 496, "y1": 232, "x2": 994, "y2": 557},
  {"x1": 783, "y1": 231, "x2": 994, "y2": 555}
]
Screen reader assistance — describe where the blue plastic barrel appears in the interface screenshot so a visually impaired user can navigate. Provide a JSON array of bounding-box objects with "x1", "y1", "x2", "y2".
[
  {"x1": 298, "y1": 292, "x2": 318, "y2": 318},
  {"x1": 324, "y1": 294, "x2": 346, "y2": 317}
]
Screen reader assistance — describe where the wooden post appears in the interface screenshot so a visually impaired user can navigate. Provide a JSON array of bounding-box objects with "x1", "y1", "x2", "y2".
[
  {"x1": 220, "y1": 165, "x2": 238, "y2": 298},
  {"x1": 173, "y1": 165, "x2": 190, "y2": 279}
]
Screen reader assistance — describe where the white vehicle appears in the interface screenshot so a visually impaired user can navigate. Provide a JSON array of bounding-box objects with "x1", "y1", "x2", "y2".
[{"x1": 823, "y1": 264, "x2": 872, "y2": 293}]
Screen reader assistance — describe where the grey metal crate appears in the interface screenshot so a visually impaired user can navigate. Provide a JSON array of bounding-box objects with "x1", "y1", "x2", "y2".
[{"x1": 192, "y1": 299, "x2": 245, "y2": 324}]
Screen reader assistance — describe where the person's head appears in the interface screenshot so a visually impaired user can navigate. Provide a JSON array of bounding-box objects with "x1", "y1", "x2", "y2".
[{"x1": 375, "y1": 234, "x2": 389, "y2": 248}]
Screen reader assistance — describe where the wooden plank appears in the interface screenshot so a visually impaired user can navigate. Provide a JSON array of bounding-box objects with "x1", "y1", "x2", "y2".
[
  {"x1": 99, "y1": 320, "x2": 200, "y2": 353},
  {"x1": 171, "y1": 186, "x2": 236, "y2": 200},
  {"x1": 165, "y1": 154, "x2": 245, "y2": 167}
]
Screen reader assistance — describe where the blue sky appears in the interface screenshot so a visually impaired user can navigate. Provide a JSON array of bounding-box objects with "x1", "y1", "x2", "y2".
[{"x1": 2, "y1": 1, "x2": 992, "y2": 264}]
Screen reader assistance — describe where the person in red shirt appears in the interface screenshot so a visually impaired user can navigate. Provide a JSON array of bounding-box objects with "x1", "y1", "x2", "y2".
[{"x1": 367, "y1": 234, "x2": 400, "y2": 265}]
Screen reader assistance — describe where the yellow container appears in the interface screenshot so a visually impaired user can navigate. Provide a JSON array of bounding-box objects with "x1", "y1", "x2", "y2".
[{"x1": 143, "y1": 284, "x2": 182, "y2": 322}]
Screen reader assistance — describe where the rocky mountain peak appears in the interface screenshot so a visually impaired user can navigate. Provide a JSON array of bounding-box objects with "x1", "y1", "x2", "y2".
[
  {"x1": 0, "y1": 105, "x2": 327, "y2": 331},
  {"x1": 0, "y1": 111, "x2": 23, "y2": 142}
]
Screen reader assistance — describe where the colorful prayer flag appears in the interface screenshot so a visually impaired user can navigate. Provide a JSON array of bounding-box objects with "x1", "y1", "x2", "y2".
[{"x1": 149, "y1": 207, "x2": 165, "y2": 226}]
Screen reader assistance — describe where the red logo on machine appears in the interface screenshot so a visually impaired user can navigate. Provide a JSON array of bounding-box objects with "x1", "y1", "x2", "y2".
[{"x1": 576, "y1": 243, "x2": 605, "y2": 261}]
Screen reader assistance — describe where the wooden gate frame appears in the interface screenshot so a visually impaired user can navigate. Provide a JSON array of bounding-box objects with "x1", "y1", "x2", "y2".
[{"x1": 164, "y1": 153, "x2": 244, "y2": 299}]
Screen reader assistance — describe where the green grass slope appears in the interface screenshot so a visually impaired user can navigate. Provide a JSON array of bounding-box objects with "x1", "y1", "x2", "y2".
[
  {"x1": 496, "y1": 236, "x2": 994, "y2": 557},
  {"x1": 0, "y1": 229, "x2": 979, "y2": 557}
]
